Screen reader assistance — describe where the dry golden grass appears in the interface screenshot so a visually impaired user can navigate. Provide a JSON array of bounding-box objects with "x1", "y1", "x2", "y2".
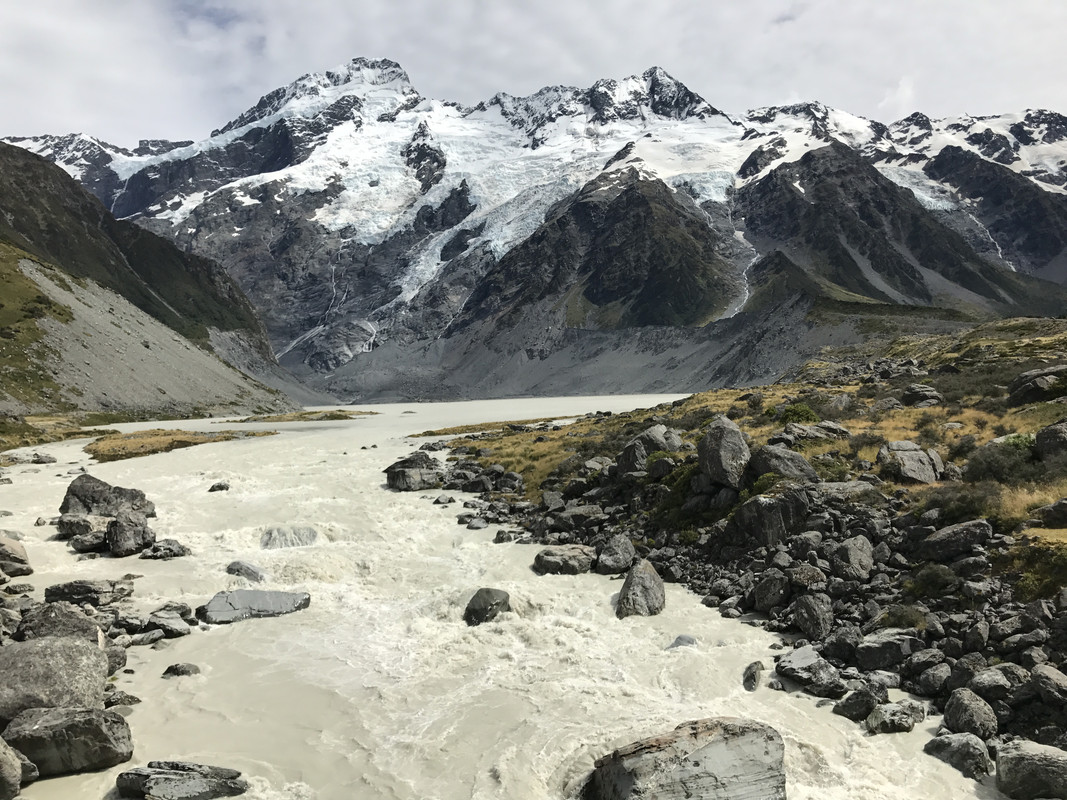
[
  {"x1": 234, "y1": 409, "x2": 376, "y2": 423},
  {"x1": 1029, "y1": 528, "x2": 1067, "y2": 545},
  {"x1": 85, "y1": 428, "x2": 275, "y2": 462},
  {"x1": 413, "y1": 417, "x2": 573, "y2": 437}
]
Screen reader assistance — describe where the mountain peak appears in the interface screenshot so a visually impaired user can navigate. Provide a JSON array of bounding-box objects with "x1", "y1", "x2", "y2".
[{"x1": 212, "y1": 56, "x2": 417, "y2": 137}]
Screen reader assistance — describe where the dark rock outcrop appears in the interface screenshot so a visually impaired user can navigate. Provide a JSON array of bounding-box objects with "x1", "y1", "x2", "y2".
[
  {"x1": 195, "y1": 590, "x2": 311, "y2": 625},
  {"x1": 2, "y1": 707, "x2": 132, "y2": 778}
]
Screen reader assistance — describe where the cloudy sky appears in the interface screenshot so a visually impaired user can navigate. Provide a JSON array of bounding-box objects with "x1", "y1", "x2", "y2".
[{"x1": 2, "y1": 0, "x2": 1064, "y2": 148}]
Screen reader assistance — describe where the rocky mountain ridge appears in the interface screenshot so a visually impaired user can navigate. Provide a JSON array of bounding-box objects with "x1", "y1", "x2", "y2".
[{"x1": 7, "y1": 58, "x2": 1067, "y2": 400}]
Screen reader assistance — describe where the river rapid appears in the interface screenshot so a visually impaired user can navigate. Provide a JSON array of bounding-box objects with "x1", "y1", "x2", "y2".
[{"x1": 2, "y1": 397, "x2": 1001, "y2": 800}]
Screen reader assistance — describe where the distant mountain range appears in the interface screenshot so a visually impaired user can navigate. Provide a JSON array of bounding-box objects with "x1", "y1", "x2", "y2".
[{"x1": 6, "y1": 57, "x2": 1067, "y2": 400}]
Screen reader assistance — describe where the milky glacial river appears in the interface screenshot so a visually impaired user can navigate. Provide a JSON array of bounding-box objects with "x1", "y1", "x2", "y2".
[{"x1": 2, "y1": 397, "x2": 998, "y2": 799}]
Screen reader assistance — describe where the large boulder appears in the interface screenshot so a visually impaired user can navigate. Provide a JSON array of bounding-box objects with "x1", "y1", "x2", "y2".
[
  {"x1": 106, "y1": 511, "x2": 155, "y2": 557},
  {"x1": 831, "y1": 535, "x2": 874, "y2": 582},
  {"x1": 877, "y1": 441, "x2": 941, "y2": 483},
  {"x1": 1009, "y1": 365, "x2": 1067, "y2": 407},
  {"x1": 2, "y1": 707, "x2": 132, "y2": 778},
  {"x1": 596, "y1": 534, "x2": 636, "y2": 575},
  {"x1": 944, "y1": 688, "x2": 998, "y2": 740},
  {"x1": 615, "y1": 560, "x2": 665, "y2": 619},
  {"x1": 1031, "y1": 663, "x2": 1067, "y2": 707},
  {"x1": 746, "y1": 445, "x2": 818, "y2": 484},
  {"x1": 723, "y1": 486, "x2": 810, "y2": 549},
  {"x1": 0, "y1": 536, "x2": 30, "y2": 578},
  {"x1": 14, "y1": 602, "x2": 105, "y2": 646},
  {"x1": 0, "y1": 637, "x2": 108, "y2": 725},
  {"x1": 923, "y1": 733, "x2": 992, "y2": 779},
  {"x1": 463, "y1": 588, "x2": 510, "y2": 627},
  {"x1": 902, "y1": 384, "x2": 944, "y2": 407},
  {"x1": 44, "y1": 579, "x2": 133, "y2": 607},
  {"x1": 533, "y1": 544, "x2": 596, "y2": 575},
  {"x1": 752, "y1": 569, "x2": 790, "y2": 612},
  {"x1": 116, "y1": 761, "x2": 250, "y2": 799},
  {"x1": 0, "y1": 738, "x2": 20, "y2": 800},
  {"x1": 195, "y1": 590, "x2": 311, "y2": 625},
  {"x1": 697, "y1": 417, "x2": 750, "y2": 490},
  {"x1": 915, "y1": 520, "x2": 992, "y2": 562},
  {"x1": 616, "y1": 425, "x2": 683, "y2": 474},
  {"x1": 775, "y1": 645, "x2": 847, "y2": 698},
  {"x1": 996, "y1": 738, "x2": 1067, "y2": 799},
  {"x1": 793, "y1": 593, "x2": 833, "y2": 641},
  {"x1": 60, "y1": 474, "x2": 155, "y2": 517},
  {"x1": 865, "y1": 703, "x2": 917, "y2": 734},
  {"x1": 259, "y1": 525, "x2": 319, "y2": 549},
  {"x1": 1035, "y1": 420, "x2": 1067, "y2": 462},
  {"x1": 383, "y1": 452, "x2": 443, "y2": 491},
  {"x1": 583, "y1": 717, "x2": 785, "y2": 800},
  {"x1": 855, "y1": 629, "x2": 925, "y2": 671}
]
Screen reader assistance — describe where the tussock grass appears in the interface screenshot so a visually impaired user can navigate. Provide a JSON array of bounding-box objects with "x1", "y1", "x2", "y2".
[
  {"x1": 85, "y1": 428, "x2": 275, "y2": 462},
  {"x1": 412, "y1": 417, "x2": 564, "y2": 437}
]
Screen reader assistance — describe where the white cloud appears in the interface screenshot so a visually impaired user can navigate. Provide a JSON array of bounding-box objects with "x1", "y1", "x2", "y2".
[{"x1": 2, "y1": 0, "x2": 1065, "y2": 146}]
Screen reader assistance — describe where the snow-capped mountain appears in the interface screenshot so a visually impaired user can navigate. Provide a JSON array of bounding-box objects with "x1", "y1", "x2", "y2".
[{"x1": 8, "y1": 57, "x2": 1067, "y2": 399}]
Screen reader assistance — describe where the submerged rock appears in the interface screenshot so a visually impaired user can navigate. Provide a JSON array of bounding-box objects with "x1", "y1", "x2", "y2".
[
  {"x1": 463, "y1": 588, "x2": 510, "y2": 626},
  {"x1": 582, "y1": 717, "x2": 785, "y2": 800},
  {"x1": 259, "y1": 525, "x2": 319, "y2": 549}
]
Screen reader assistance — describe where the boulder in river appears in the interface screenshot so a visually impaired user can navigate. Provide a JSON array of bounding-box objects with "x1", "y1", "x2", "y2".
[
  {"x1": 196, "y1": 590, "x2": 311, "y2": 625},
  {"x1": 0, "y1": 536, "x2": 31, "y2": 578},
  {"x1": 582, "y1": 717, "x2": 785, "y2": 800},
  {"x1": 60, "y1": 474, "x2": 155, "y2": 518},
  {"x1": 923, "y1": 733, "x2": 992, "y2": 780},
  {"x1": 995, "y1": 738, "x2": 1067, "y2": 799},
  {"x1": 944, "y1": 688, "x2": 998, "y2": 740},
  {"x1": 384, "y1": 452, "x2": 444, "y2": 491},
  {"x1": 106, "y1": 512, "x2": 156, "y2": 557},
  {"x1": 2, "y1": 707, "x2": 132, "y2": 778},
  {"x1": 533, "y1": 544, "x2": 596, "y2": 575},
  {"x1": 116, "y1": 760, "x2": 250, "y2": 799},
  {"x1": 775, "y1": 645, "x2": 848, "y2": 698},
  {"x1": 44, "y1": 579, "x2": 133, "y2": 607},
  {"x1": 463, "y1": 588, "x2": 510, "y2": 626},
  {"x1": 615, "y1": 559, "x2": 665, "y2": 619},
  {"x1": 0, "y1": 637, "x2": 108, "y2": 725},
  {"x1": 225, "y1": 561, "x2": 267, "y2": 583},
  {"x1": 596, "y1": 534, "x2": 636, "y2": 575}
]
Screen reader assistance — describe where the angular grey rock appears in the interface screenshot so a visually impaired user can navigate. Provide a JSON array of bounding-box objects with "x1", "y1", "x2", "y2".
[
  {"x1": 14, "y1": 601, "x2": 104, "y2": 646},
  {"x1": 0, "y1": 637, "x2": 108, "y2": 725},
  {"x1": 44, "y1": 578, "x2": 134, "y2": 607},
  {"x1": 865, "y1": 703, "x2": 916, "y2": 734},
  {"x1": 831, "y1": 535, "x2": 874, "y2": 581},
  {"x1": 944, "y1": 688, "x2": 998, "y2": 740},
  {"x1": 742, "y1": 661, "x2": 764, "y2": 692},
  {"x1": 923, "y1": 733, "x2": 992, "y2": 780},
  {"x1": 106, "y1": 512, "x2": 155, "y2": 558},
  {"x1": 775, "y1": 645, "x2": 848, "y2": 698},
  {"x1": 583, "y1": 717, "x2": 785, "y2": 800},
  {"x1": 383, "y1": 452, "x2": 443, "y2": 491},
  {"x1": 70, "y1": 530, "x2": 107, "y2": 554},
  {"x1": 0, "y1": 737, "x2": 20, "y2": 800},
  {"x1": 855, "y1": 629, "x2": 925, "y2": 671},
  {"x1": 162, "y1": 663, "x2": 200, "y2": 678},
  {"x1": 596, "y1": 534, "x2": 636, "y2": 575},
  {"x1": 832, "y1": 688, "x2": 881, "y2": 722},
  {"x1": 463, "y1": 588, "x2": 510, "y2": 626},
  {"x1": 145, "y1": 610, "x2": 192, "y2": 638},
  {"x1": 60, "y1": 473, "x2": 155, "y2": 518},
  {"x1": 3, "y1": 707, "x2": 132, "y2": 778},
  {"x1": 208, "y1": 481, "x2": 231, "y2": 492},
  {"x1": 996, "y1": 738, "x2": 1067, "y2": 800},
  {"x1": 747, "y1": 444, "x2": 818, "y2": 484},
  {"x1": 968, "y1": 663, "x2": 1033, "y2": 705},
  {"x1": 0, "y1": 536, "x2": 31, "y2": 577},
  {"x1": 1035, "y1": 420, "x2": 1067, "y2": 461},
  {"x1": 697, "y1": 416, "x2": 750, "y2": 490},
  {"x1": 616, "y1": 424, "x2": 681, "y2": 474},
  {"x1": 877, "y1": 441, "x2": 940, "y2": 483},
  {"x1": 225, "y1": 560, "x2": 267, "y2": 583},
  {"x1": 902, "y1": 384, "x2": 944, "y2": 406},
  {"x1": 56, "y1": 513, "x2": 93, "y2": 540},
  {"x1": 1031, "y1": 663, "x2": 1067, "y2": 707},
  {"x1": 917, "y1": 663, "x2": 952, "y2": 696},
  {"x1": 196, "y1": 590, "x2": 311, "y2": 625},
  {"x1": 616, "y1": 559, "x2": 665, "y2": 619},
  {"x1": 116, "y1": 761, "x2": 250, "y2": 799},
  {"x1": 724, "y1": 486, "x2": 810, "y2": 549},
  {"x1": 793, "y1": 593, "x2": 833, "y2": 640},
  {"x1": 533, "y1": 544, "x2": 596, "y2": 575},
  {"x1": 259, "y1": 525, "x2": 319, "y2": 549},
  {"x1": 915, "y1": 519, "x2": 992, "y2": 562}
]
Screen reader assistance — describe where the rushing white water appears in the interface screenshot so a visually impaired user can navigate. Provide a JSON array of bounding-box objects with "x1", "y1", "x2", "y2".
[{"x1": 2, "y1": 397, "x2": 998, "y2": 800}]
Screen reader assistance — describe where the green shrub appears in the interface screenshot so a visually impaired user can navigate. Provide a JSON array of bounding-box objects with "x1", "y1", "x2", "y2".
[
  {"x1": 778, "y1": 403, "x2": 820, "y2": 424},
  {"x1": 878, "y1": 604, "x2": 928, "y2": 629},
  {"x1": 997, "y1": 543, "x2": 1067, "y2": 600},
  {"x1": 848, "y1": 431, "x2": 887, "y2": 457},
  {"x1": 904, "y1": 564, "x2": 959, "y2": 599},
  {"x1": 947, "y1": 434, "x2": 977, "y2": 462},
  {"x1": 814, "y1": 459, "x2": 850, "y2": 482},
  {"x1": 917, "y1": 481, "x2": 1002, "y2": 527},
  {"x1": 963, "y1": 437, "x2": 1041, "y2": 485}
]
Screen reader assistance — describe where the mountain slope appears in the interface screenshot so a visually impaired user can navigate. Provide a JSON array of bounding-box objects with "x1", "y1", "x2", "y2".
[{"x1": 0, "y1": 143, "x2": 298, "y2": 414}]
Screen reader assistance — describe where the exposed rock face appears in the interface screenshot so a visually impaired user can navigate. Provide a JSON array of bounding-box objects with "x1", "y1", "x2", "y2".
[
  {"x1": 697, "y1": 417, "x2": 750, "y2": 491},
  {"x1": 615, "y1": 560, "x2": 665, "y2": 619},
  {"x1": 2, "y1": 707, "x2": 132, "y2": 778},
  {"x1": 463, "y1": 588, "x2": 510, "y2": 626},
  {"x1": 195, "y1": 590, "x2": 311, "y2": 625},
  {"x1": 995, "y1": 738, "x2": 1067, "y2": 799},
  {"x1": 582, "y1": 717, "x2": 785, "y2": 800},
  {"x1": 0, "y1": 637, "x2": 108, "y2": 725}
]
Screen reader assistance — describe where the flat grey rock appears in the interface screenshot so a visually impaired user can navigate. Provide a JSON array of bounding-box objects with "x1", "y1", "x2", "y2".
[{"x1": 196, "y1": 590, "x2": 311, "y2": 625}]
